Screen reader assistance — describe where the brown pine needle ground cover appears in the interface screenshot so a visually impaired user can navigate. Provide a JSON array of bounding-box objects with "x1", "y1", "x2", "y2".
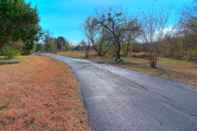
[{"x1": 0, "y1": 56, "x2": 90, "y2": 131}]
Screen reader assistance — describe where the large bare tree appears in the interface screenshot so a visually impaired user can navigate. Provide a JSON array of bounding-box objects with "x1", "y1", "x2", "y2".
[{"x1": 95, "y1": 11, "x2": 140, "y2": 63}]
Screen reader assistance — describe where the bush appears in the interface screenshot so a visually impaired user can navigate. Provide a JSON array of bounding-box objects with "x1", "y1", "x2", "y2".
[{"x1": 1, "y1": 46, "x2": 20, "y2": 59}]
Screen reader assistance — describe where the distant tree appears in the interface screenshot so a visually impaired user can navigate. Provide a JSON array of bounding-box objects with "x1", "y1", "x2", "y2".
[
  {"x1": 64, "y1": 39, "x2": 70, "y2": 51},
  {"x1": 0, "y1": 0, "x2": 40, "y2": 53},
  {"x1": 122, "y1": 20, "x2": 141, "y2": 56},
  {"x1": 56, "y1": 36, "x2": 66, "y2": 51},
  {"x1": 79, "y1": 40, "x2": 87, "y2": 57},
  {"x1": 84, "y1": 17, "x2": 98, "y2": 58},
  {"x1": 139, "y1": 10, "x2": 170, "y2": 68},
  {"x1": 43, "y1": 33, "x2": 57, "y2": 52}
]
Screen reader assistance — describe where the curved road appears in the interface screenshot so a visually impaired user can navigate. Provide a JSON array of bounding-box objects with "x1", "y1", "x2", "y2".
[{"x1": 48, "y1": 54, "x2": 197, "y2": 131}]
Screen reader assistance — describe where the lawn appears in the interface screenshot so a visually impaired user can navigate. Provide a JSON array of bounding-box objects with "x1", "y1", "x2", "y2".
[
  {"x1": 58, "y1": 51, "x2": 197, "y2": 87},
  {"x1": 0, "y1": 56, "x2": 90, "y2": 131}
]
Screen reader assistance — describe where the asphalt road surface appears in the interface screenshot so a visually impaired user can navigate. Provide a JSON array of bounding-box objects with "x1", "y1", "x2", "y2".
[{"x1": 48, "y1": 54, "x2": 197, "y2": 131}]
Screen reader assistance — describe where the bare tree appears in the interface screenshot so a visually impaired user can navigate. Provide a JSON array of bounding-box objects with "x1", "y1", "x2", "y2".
[
  {"x1": 79, "y1": 40, "x2": 87, "y2": 57},
  {"x1": 84, "y1": 17, "x2": 98, "y2": 58},
  {"x1": 123, "y1": 19, "x2": 141, "y2": 56},
  {"x1": 139, "y1": 10, "x2": 170, "y2": 68},
  {"x1": 56, "y1": 36, "x2": 66, "y2": 51},
  {"x1": 95, "y1": 10, "x2": 140, "y2": 63}
]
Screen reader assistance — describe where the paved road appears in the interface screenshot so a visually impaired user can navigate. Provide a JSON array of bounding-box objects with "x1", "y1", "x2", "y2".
[{"x1": 48, "y1": 54, "x2": 197, "y2": 131}]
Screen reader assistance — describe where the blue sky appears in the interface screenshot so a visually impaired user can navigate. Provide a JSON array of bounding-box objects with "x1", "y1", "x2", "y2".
[{"x1": 26, "y1": 0, "x2": 192, "y2": 43}]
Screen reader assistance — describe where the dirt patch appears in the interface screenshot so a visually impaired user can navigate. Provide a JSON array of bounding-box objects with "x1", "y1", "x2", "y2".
[{"x1": 0, "y1": 56, "x2": 90, "y2": 131}]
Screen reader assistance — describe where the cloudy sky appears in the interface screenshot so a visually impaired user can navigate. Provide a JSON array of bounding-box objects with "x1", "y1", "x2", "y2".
[{"x1": 26, "y1": 0, "x2": 192, "y2": 43}]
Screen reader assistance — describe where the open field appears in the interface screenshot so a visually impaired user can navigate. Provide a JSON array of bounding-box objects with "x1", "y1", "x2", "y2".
[
  {"x1": 0, "y1": 56, "x2": 90, "y2": 131},
  {"x1": 58, "y1": 51, "x2": 197, "y2": 87}
]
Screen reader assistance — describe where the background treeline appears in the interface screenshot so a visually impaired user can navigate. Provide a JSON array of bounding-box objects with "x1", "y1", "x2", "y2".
[
  {"x1": 35, "y1": 32, "x2": 70, "y2": 53},
  {"x1": 78, "y1": 0, "x2": 197, "y2": 68}
]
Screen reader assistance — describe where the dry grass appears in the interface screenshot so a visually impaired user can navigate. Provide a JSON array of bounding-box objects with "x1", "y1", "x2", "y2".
[
  {"x1": 58, "y1": 51, "x2": 85, "y2": 58},
  {"x1": 159, "y1": 58, "x2": 197, "y2": 87},
  {"x1": 115, "y1": 57, "x2": 197, "y2": 87},
  {"x1": 109, "y1": 57, "x2": 197, "y2": 87},
  {"x1": 59, "y1": 51, "x2": 197, "y2": 87},
  {"x1": 0, "y1": 56, "x2": 90, "y2": 131}
]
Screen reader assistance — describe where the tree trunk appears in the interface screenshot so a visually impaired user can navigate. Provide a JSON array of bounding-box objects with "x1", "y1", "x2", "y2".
[
  {"x1": 149, "y1": 48, "x2": 159, "y2": 68},
  {"x1": 85, "y1": 45, "x2": 90, "y2": 58},
  {"x1": 114, "y1": 41, "x2": 121, "y2": 63},
  {"x1": 125, "y1": 43, "x2": 130, "y2": 57},
  {"x1": 146, "y1": 43, "x2": 158, "y2": 68},
  {"x1": 150, "y1": 54, "x2": 158, "y2": 68}
]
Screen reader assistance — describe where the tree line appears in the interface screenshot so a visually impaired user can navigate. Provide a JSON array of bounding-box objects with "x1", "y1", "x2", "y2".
[
  {"x1": 35, "y1": 32, "x2": 70, "y2": 53},
  {"x1": 82, "y1": 0, "x2": 197, "y2": 68}
]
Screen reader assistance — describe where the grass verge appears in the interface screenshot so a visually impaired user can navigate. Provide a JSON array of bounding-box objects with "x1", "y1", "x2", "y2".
[{"x1": 58, "y1": 51, "x2": 197, "y2": 88}]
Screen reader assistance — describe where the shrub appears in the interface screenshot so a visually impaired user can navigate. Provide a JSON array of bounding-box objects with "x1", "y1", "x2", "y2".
[{"x1": 1, "y1": 46, "x2": 20, "y2": 59}]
